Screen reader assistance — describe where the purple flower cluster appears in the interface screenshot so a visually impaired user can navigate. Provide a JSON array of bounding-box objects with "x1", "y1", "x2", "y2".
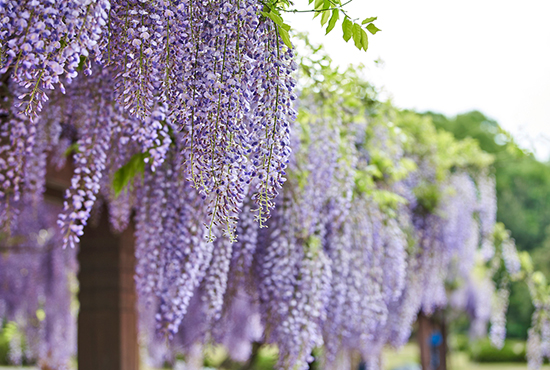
[
  {"x1": 501, "y1": 236, "x2": 521, "y2": 276},
  {"x1": 0, "y1": 0, "x2": 110, "y2": 115},
  {"x1": 1, "y1": 0, "x2": 297, "y2": 246},
  {"x1": 56, "y1": 75, "x2": 114, "y2": 248},
  {"x1": 450, "y1": 274, "x2": 494, "y2": 338},
  {"x1": 490, "y1": 287, "x2": 509, "y2": 349},
  {"x1": 528, "y1": 327, "x2": 544, "y2": 370},
  {"x1": 0, "y1": 202, "x2": 77, "y2": 369},
  {"x1": 108, "y1": 0, "x2": 161, "y2": 117},
  {"x1": 527, "y1": 310, "x2": 550, "y2": 370},
  {"x1": 477, "y1": 173, "x2": 497, "y2": 261},
  {"x1": 256, "y1": 205, "x2": 332, "y2": 370},
  {"x1": 134, "y1": 155, "x2": 214, "y2": 335},
  {"x1": 214, "y1": 291, "x2": 263, "y2": 362}
]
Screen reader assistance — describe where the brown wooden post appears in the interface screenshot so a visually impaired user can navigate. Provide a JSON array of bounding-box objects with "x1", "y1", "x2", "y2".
[
  {"x1": 417, "y1": 310, "x2": 448, "y2": 370},
  {"x1": 45, "y1": 159, "x2": 140, "y2": 370},
  {"x1": 77, "y1": 206, "x2": 139, "y2": 370},
  {"x1": 437, "y1": 311, "x2": 447, "y2": 370},
  {"x1": 417, "y1": 311, "x2": 432, "y2": 370}
]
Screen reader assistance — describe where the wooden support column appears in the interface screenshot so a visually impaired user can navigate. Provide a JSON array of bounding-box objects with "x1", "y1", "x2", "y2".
[
  {"x1": 418, "y1": 311, "x2": 432, "y2": 370},
  {"x1": 77, "y1": 207, "x2": 139, "y2": 370},
  {"x1": 439, "y1": 311, "x2": 448, "y2": 370},
  {"x1": 417, "y1": 310, "x2": 447, "y2": 370},
  {"x1": 46, "y1": 160, "x2": 140, "y2": 370}
]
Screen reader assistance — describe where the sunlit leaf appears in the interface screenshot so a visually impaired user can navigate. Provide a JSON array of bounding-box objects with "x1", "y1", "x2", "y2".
[
  {"x1": 361, "y1": 16, "x2": 377, "y2": 24},
  {"x1": 352, "y1": 22, "x2": 362, "y2": 50},
  {"x1": 261, "y1": 11, "x2": 284, "y2": 28},
  {"x1": 360, "y1": 28, "x2": 368, "y2": 51},
  {"x1": 261, "y1": 11, "x2": 292, "y2": 41},
  {"x1": 326, "y1": 9, "x2": 339, "y2": 35},
  {"x1": 320, "y1": 9, "x2": 331, "y2": 26},
  {"x1": 278, "y1": 26, "x2": 293, "y2": 48},
  {"x1": 366, "y1": 23, "x2": 381, "y2": 35},
  {"x1": 63, "y1": 143, "x2": 80, "y2": 157},
  {"x1": 113, "y1": 152, "x2": 149, "y2": 196},
  {"x1": 342, "y1": 17, "x2": 352, "y2": 42}
]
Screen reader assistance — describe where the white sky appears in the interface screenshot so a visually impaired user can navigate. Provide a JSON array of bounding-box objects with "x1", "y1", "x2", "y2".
[{"x1": 286, "y1": 0, "x2": 550, "y2": 160}]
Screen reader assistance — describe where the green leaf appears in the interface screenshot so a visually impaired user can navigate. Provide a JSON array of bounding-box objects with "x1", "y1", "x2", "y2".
[
  {"x1": 307, "y1": 235, "x2": 322, "y2": 253},
  {"x1": 360, "y1": 28, "x2": 368, "y2": 51},
  {"x1": 261, "y1": 11, "x2": 283, "y2": 27},
  {"x1": 64, "y1": 142, "x2": 80, "y2": 157},
  {"x1": 76, "y1": 55, "x2": 87, "y2": 71},
  {"x1": 113, "y1": 152, "x2": 149, "y2": 196},
  {"x1": 352, "y1": 23, "x2": 362, "y2": 50},
  {"x1": 112, "y1": 167, "x2": 128, "y2": 196},
  {"x1": 325, "y1": 9, "x2": 339, "y2": 34},
  {"x1": 261, "y1": 11, "x2": 291, "y2": 32},
  {"x1": 366, "y1": 23, "x2": 381, "y2": 35},
  {"x1": 320, "y1": 9, "x2": 331, "y2": 26},
  {"x1": 520, "y1": 251, "x2": 534, "y2": 273},
  {"x1": 278, "y1": 26, "x2": 292, "y2": 48},
  {"x1": 313, "y1": 0, "x2": 328, "y2": 19},
  {"x1": 342, "y1": 17, "x2": 352, "y2": 42},
  {"x1": 533, "y1": 271, "x2": 547, "y2": 286},
  {"x1": 361, "y1": 16, "x2": 377, "y2": 25}
]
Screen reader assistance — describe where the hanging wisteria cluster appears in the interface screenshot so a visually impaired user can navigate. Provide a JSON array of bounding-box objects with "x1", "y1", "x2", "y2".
[
  {"x1": 0, "y1": 0, "x2": 297, "y2": 245},
  {"x1": 0, "y1": 202, "x2": 77, "y2": 369},
  {"x1": 0, "y1": 2, "x2": 548, "y2": 370},
  {"x1": 130, "y1": 52, "x2": 524, "y2": 370}
]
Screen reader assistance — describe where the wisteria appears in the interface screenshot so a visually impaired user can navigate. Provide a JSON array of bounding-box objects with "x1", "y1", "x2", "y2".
[
  {"x1": 0, "y1": 0, "x2": 297, "y2": 246},
  {"x1": 56, "y1": 81, "x2": 114, "y2": 248},
  {"x1": 0, "y1": 203, "x2": 77, "y2": 369},
  {"x1": 134, "y1": 153, "x2": 214, "y2": 335},
  {"x1": 0, "y1": 4, "x2": 548, "y2": 370},
  {"x1": 478, "y1": 173, "x2": 497, "y2": 261},
  {"x1": 489, "y1": 287, "x2": 509, "y2": 349}
]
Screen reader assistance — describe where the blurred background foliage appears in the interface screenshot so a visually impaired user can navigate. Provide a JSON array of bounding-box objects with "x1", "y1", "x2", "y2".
[{"x1": 421, "y1": 110, "x2": 550, "y2": 339}]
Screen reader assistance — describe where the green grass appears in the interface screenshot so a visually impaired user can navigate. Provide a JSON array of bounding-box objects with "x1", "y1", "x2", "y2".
[
  {"x1": 383, "y1": 343, "x2": 419, "y2": 369},
  {"x1": 4, "y1": 343, "x2": 543, "y2": 370},
  {"x1": 382, "y1": 343, "x2": 550, "y2": 370}
]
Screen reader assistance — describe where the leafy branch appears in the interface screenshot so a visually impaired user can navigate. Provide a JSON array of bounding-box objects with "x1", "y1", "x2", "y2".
[{"x1": 260, "y1": 0, "x2": 381, "y2": 51}]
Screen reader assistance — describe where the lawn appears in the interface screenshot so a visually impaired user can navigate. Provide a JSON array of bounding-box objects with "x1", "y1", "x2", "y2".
[
  {"x1": 2, "y1": 344, "x2": 550, "y2": 370},
  {"x1": 383, "y1": 343, "x2": 550, "y2": 370}
]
